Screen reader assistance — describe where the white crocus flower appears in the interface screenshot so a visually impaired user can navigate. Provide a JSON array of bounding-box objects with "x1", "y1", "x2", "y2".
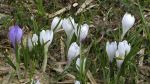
[
  {"x1": 121, "y1": 13, "x2": 135, "y2": 39},
  {"x1": 40, "y1": 30, "x2": 53, "y2": 51},
  {"x1": 79, "y1": 24, "x2": 89, "y2": 42},
  {"x1": 62, "y1": 17, "x2": 76, "y2": 37},
  {"x1": 32, "y1": 34, "x2": 38, "y2": 45},
  {"x1": 106, "y1": 41, "x2": 117, "y2": 62},
  {"x1": 75, "y1": 80, "x2": 80, "y2": 84},
  {"x1": 40, "y1": 30, "x2": 53, "y2": 72},
  {"x1": 117, "y1": 40, "x2": 131, "y2": 57},
  {"x1": 116, "y1": 40, "x2": 131, "y2": 68},
  {"x1": 51, "y1": 17, "x2": 62, "y2": 32},
  {"x1": 67, "y1": 42, "x2": 80, "y2": 64},
  {"x1": 28, "y1": 33, "x2": 38, "y2": 51}
]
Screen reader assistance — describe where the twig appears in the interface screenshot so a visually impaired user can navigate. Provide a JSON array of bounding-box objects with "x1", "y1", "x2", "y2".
[
  {"x1": 53, "y1": 68, "x2": 75, "y2": 80},
  {"x1": 75, "y1": 0, "x2": 93, "y2": 15},
  {"x1": 46, "y1": 4, "x2": 71, "y2": 18},
  {"x1": 87, "y1": 70, "x2": 97, "y2": 84},
  {"x1": 60, "y1": 36, "x2": 65, "y2": 62}
]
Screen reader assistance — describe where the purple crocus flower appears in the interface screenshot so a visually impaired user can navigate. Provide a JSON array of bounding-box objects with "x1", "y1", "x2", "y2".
[{"x1": 8, "y1": 25, "x2": 23, "y2": 48}]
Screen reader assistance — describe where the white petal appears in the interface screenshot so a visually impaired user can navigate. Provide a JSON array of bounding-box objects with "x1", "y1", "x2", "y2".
[
  {"x1": 67, "y1": 42, "x2": 80, "y2": 64},
  {"x1": 62, "y1": 17, "x2": 75, "y2": 37},
  {"x1": 28, "y1": 36, "x2": 33, "y2": 51},
  {"x1": 122, "y1": 40, "x2": 131, "y2": 55},
  {"x1": 106, "y1": 41, "x2": 117, "y2": 62},
  {"x1": 40, "y1": 30, "x2": 53, "y2": 50},
  {"x1": 117, "y1": 41, "x2": 126, "y2": 57},
  {"x1": 40, "y1": 30, "x2": 46, "y2": 45},
  {"x1": 51, "y1": 17, "x2": 62, "y2": 31},
  {"x1": 45, "y1": 30, "x2": 53, "y2": 48},
  {"x1": 32, "y1": 33, "x2": 38, "y2": 45},
  {"x1": 122, "y1": 13, "x2": 135, "y2": 35},
  {"x1": 79, "y1": 24, "x2": 89, "y2": 41}
]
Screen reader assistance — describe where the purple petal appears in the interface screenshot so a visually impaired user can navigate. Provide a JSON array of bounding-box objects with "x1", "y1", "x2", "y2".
[{"x1": 8, "y1": 25, "x2": 23, "y2": 48}]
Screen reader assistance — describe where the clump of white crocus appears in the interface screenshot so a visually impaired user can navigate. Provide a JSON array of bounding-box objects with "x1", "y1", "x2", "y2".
[
  {"x1": 62, "y1": 16, "x2": 77, "y2": 38},
  {"x1": 28, "y1": 33, "x2": 38, "y2": 51},
  {"x1": 51, "y1": 17, "x2": 62, "y2": 32},
  {"x1": 75, "y1": 80, "x2": 80, "y2": 84},
  {"x1": 40, "y1": 30, "x2": 53, "y2": 72},
  {"x1": 116, "y1": 40, "x2": 131, "y2": 68},
  {"x1": 121, "y1": 13, "x2": 135, "y2": 39},
  {"x1": 67, "y1": 42, "x2": 80, "y2": 64},
  {"x1": 79, "y1": 24, "x2": 89, "y2": 42},
  {"x1": 106, "y1": 41, "x2": 117, "y2": 62}
]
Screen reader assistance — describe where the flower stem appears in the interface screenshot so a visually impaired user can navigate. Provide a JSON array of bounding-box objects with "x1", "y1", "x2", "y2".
[
  {"x1": 15, "y1": 45, "x2": 21, "y2": 79},
  {"x1": 121, "y1": 34, "x2": 124, "y2": 41},
  {"x1": 79, "y1": 42, "x2": 87, "y2": 84},
  {"x1": 42, "y1": 48, "x2": 48, "y2": 72}
]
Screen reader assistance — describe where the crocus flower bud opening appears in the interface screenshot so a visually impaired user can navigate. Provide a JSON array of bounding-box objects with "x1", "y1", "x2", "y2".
[
  {"x1": 121, "y1": 13, "x2": 135, "y2": 39},
  {"x1": 40, "y1": 30, "x2": 53, "y2": 51},
  {"x1": 106, "y1": 41, "x2": 117, "y2": 62},
  {"x1": 115, "y1": 40, "x2": 131, "y2": 68},
  {"x1": 51, "y1": 17, "x2": 62, "y2": 32},
  {"x1": 8, "y1": 25, "x2": 23, "y2": 48},
  {"x1": 67, "y1": 42, "x2": 80, "y2": 64},
  {"x1": 79, "y1": 24, "x2": 89, "y2": 42},
  {"x1": 28, "y1": 33, "x2": 38, "y2": 51}
]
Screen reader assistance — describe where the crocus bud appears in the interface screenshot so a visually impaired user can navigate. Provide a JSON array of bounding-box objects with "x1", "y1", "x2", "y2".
[
  {"x1": 51, "y1": 17, "x2": 62, "y2": 32},
  {"x1": 79, "y1": 24, "x2": 89, "y2": 42},
  {"x1": 40, "y1": 30, "x2": 53, "y2": 51},
  {"x1": 28, "y1": 33, "x2": 38, "y2": 51},
  {"x1": 62, "y1": 17, "x2": 76, "y2": 37},
  {"x1": 75, "y1": 80, "x2": 80, "y2": 84},
  {"x1": 8, "y1": 25, "x2": 23, "y2": 48},
  {"x1": 67, "y1": 42, "x2": 80, "y2": 64},
  {"x1": 121, "y1": 13, "x2": 135, "y2": 39},
  {"x1": 106, "y1": 41, "x2": 117, "y2": 62}
]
